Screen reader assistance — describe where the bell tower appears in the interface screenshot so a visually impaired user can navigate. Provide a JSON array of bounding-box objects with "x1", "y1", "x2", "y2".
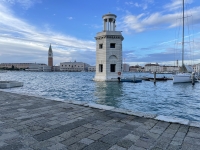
[
  {"x1": 48, "y1": 44, "x2": 53, "y2": 67},
  {"x1": 94, "y1": 13, "x2": 124, "y2": 81}
]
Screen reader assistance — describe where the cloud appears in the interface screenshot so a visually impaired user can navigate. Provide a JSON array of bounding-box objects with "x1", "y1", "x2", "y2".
[
  {"x1": 0, "y1": 2, "x2": 95, "y2": 65},
  {"x1": 120, "y1": 5, "x2": 200, "y2": 33},
  {"x1": 164, "y1": 0, "x2": 193, "y2": 11},
  {"x1": 125, "y1": 0, "x2": 154, "y2": 10},
  {"x1": 123, "y1": 48, "x2": 200, "y2": 66},
  {"x1": 68, "y1": 17, "x2": 73, "y2": 20},
  {"x1": 2, "y1": 0, "x2": 42, "y2": 10}
]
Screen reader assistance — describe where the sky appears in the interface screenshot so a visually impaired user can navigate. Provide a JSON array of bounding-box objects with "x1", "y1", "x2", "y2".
[{"x1": 0, "y1": 0, "x2": 200, "y2": 66}]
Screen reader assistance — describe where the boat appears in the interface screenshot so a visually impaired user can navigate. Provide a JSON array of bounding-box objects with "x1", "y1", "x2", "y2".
[
  {"x1": 120, "y1": 78, "x2": 142, "y2": 83},
  {"x1": 150, "y1": 72, "x2": 172, "y2": 74},
  {"x1": 120, "y1": 76, "x2": 142, "y2": 83},
  {"x1": 172, "y1": 0, "x2": 198, "y2": 83},
  {"x1": 142, "y1": 76, "x2": 170, "y2": 81}
]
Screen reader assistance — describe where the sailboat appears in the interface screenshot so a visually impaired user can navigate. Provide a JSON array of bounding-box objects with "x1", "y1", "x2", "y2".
[{"x1": 172, "y1": 0, "x2": 197, "y2": 83}]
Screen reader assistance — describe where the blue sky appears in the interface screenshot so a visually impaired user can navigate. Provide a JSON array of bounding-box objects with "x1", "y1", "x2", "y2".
[{"x1": 0, "y1": 0, "x2": 200, "y2": 66}]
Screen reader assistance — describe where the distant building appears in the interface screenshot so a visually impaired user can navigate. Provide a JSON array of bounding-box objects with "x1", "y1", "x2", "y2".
[
  {"x1": 123, "y1": 64, "x2": 130, "y2": 72},
  {"x1": 88, "y1": 66, "x2": 96, "y2": 72},
  {"x1": 48, "y1": 44, "x2": 53, "y2": 68},
  {"x1": 144, "y1": 63, "x2": 179, "y2": 72},
  {"x1": 162, "y1": 65, "x2": 179, "y2": 72},
  {"x1": 0, "y1": 63, "x2": 32, "y2": 69},
  {"x1": 129, "y1": 65, "x2": 144, "y2": 72},
  {"x1": 193, "y1": 64, "x2": 200, "y2": 74},
  {"x1": 53, "y1": 66, "x2": 60, "y2": 72},
  {"x1": 25, "y1": 63, "x2": 51, "y2": 71},
  {"x1": 144, "y1": 63, "x2": 160, "y2": 72},
  {"x1": 60, "y1": 61, "x2": 90, "y2": 72}
]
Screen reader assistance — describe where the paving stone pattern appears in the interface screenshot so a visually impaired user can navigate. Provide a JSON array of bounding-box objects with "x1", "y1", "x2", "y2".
[{"x1": 0, "y1": 91, "x2": 200, "y2": 150}]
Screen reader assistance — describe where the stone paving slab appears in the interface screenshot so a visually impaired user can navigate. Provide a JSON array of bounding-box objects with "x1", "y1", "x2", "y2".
[{"x1": 0, "y1": 91, "x2": 200, "y2": 150}]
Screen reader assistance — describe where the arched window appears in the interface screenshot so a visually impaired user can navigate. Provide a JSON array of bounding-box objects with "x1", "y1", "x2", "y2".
[{"x1": 109, "y1": 55, "x2": 118, "y2": 60}]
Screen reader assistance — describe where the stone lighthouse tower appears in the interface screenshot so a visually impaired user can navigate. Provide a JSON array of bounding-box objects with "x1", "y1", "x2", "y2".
[
  {"x1": 48, "y1": 44, "x2": 53, "y2": 68},
  {"x1": 94, "y1": 13, "x2": 124, "y2": 81}
]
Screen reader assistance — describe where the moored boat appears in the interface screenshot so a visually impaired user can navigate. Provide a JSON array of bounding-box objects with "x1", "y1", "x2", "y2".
[
  {"x1": 120, "y1": 78, "x2": 142, "y2": 83},
  {"x1": 142, "y1": 76, "x2": 170, "y2": 81},
  {"x1": 172, "y1": 0, "x2": 198, "y2": 83}
]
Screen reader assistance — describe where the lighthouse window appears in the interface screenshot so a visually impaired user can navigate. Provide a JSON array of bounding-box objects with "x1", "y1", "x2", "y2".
[
  {"x1": 99, "y1": 64, "x2": 103, "y2": 72},
  {"x1": 99, "y1": 44, "x2": 103, "y2": 49},
  {"x1": 110, "y1": 64, "x2": 116, "y2": 72},
  {"x1": 110, "y1": 43, "x2": 115, "y2": 48}
]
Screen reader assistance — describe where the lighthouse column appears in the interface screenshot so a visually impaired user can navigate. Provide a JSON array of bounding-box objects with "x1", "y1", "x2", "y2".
[{"x1": 94, "y1": 13, "x2": 124, "y2": 81}]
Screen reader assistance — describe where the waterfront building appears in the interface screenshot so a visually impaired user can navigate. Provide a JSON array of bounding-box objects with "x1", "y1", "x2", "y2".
[
  {"x1": 162, "y1": 65, "x2": 179, "y2": 72},
  {"x1": 94, "y1": 13, "x2": 124, "y2": 81},
  {"x1": 25, "y1": 63, "x2": 51, "y2": 71},
  {"x1": 144, "y1": 63, "x2": 179, "y2": 73},
  {"x1": 129, "y1": 65, "x2": 144, "y2": 72},
  {"x1": 193, "y1": 64, "x2": 200, "y2": 74},
  {"x1": 53, "y1": 66, "x2": 60, "y2": 72},
  {"x1": 88, "y1": 66, "x2": 96, "y2": 72},
  {"x1": 48, "y1": 44, "x2": 53, "y2": 68},
  {"x1": 60, "y1": 61, "x2": 90, "y2": 72},
  {"x1": 144, "y1": 63, "x2": 160, "y2": 72},
  {"x1": 0, "y1": 63, "x2": 32, "y2": 69},
  {"x1": 123, "y1": 64, "x2": 130, "y2": 72}
]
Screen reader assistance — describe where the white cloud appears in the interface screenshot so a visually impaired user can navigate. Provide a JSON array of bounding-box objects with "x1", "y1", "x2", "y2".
[
  {"x1": 164, "y1": 0, "x2": 193, "y2": 11},
  {"x1": 0, "y1": 3, "x2": 95, "y2": 65},
  {"x1": 121, "y1": 5, "x2": 200, "y2": 33},
  {"x1": 125, "y1": 0, "x2": 154, "y2": 10},
  {"x1": 2, "y1": 0, "x2": 42, "y2": 10},
  {"x1": 68, "y1": 17, "x2": 73, "y2": 20}
]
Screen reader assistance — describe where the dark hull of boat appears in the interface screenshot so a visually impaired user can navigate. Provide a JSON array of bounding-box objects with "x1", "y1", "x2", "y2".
[
  {"x1": 120, "y1": 79, "x2": 142, "y2": 83},
  {"x1": 143, "y1": 77, "x2": 170, "y2": 81}
]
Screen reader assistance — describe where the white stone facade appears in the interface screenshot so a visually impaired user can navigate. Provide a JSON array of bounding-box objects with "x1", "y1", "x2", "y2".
[
  {"x1": 129, "y1": 65, "x2": 144, "y2": 72},
  {"x1": 0, "y1": 63, "x2": 32, "y2": 69},
  {"x1": 25, "y1": 63, "x2": 51, "y2": 71},
  {"x1": 123, "y1": 64, "x2": 130, "y2": 72},
  {"x1": 94, "y1": 13, "x2": 124, "y2": 81},
  {"x1": 144, "y1": 63, "x2": 161, "y2": 72},
  {"x1": 88, "y1": 66, "x2": 96, "y2": 72},
  {"x1": 53, "y1": 66, "x2": 60, "y2": 72},
  {"x1": 193, "y1": 63, "x2": 200, "y2": 74},
  {"x1": 144, "y1": 63, "x2": 179, "y2": 72},
  {"x1": 60, "y1": 62, "x2": 89, "y2": 72},
  {"x1": 162, "y1": 66, "x2": 179, "y2": 72}
]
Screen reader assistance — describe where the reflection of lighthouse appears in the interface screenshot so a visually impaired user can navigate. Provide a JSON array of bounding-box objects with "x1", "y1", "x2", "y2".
[
  {"x1": 94, "y1": 82, "x2": 123, "y2": 106},
  {"x1": 48, "y1": 44, "x2": 53, "y2": 69},
  {"x1": 94, "y1": 13, "x2": 124, "y2": 81}
]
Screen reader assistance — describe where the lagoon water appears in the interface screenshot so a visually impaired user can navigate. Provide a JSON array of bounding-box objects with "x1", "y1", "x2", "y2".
[{"x1": 1, "y1": 71, "x2": 200, "y2": 122}]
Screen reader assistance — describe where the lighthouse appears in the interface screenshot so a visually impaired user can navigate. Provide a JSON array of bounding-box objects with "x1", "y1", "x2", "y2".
[
  {"x1": 94, "y1": 13, "x2": 124, "y2": 81},
  {"x1": 48, "y1": 44, "x2": 53, "y2": 68}
]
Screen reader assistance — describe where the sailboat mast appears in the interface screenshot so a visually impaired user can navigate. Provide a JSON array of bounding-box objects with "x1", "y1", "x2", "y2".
[{"x1": 182, "y1": 0, "x2": 184, "y2": 68}]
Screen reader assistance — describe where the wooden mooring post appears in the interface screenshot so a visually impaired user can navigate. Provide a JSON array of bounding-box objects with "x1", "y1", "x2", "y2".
[
  {"x1": 192, "y1": 72, "x2": 195, "y2": 85},
  {"x1": 154, "y1": 72, "x2": 156, "y2": 84}
]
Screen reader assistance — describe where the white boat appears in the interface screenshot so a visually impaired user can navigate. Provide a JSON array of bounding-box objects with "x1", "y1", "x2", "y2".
[
  {"x1": 172, "y1": 0, "x2": 197, "y2": 84},
  {"x1": 173, "y1": 73, "x2": 194, "y2": 83}
]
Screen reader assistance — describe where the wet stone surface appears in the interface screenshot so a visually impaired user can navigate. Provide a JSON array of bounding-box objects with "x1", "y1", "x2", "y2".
[{"x1": 0, "y1": 91, "x2": 200, "y2": 150}]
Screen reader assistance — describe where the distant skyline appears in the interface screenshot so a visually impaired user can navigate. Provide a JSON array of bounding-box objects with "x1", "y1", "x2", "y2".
[{"x1": 0, "y1": 0, "x2": 200, "y2": 66}]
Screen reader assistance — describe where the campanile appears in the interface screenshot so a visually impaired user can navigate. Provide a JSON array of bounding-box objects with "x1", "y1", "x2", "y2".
[{"x1": 48, "y1": 44, "x2": 53, "y2": 67}]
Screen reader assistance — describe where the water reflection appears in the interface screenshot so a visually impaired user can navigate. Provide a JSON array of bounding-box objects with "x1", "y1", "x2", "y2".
[{"x1": 94, "y1": 82, "x2": 123, "y2": 107}]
